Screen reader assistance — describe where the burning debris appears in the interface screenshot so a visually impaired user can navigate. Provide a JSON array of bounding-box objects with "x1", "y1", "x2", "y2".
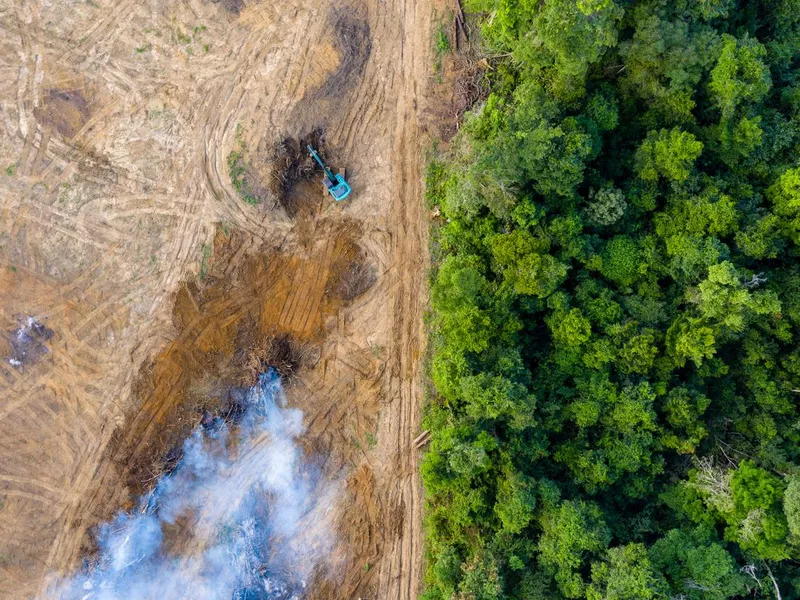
[
  {"x1": 4, "y1": 315, "x2": 54, "y2": 369},
  {"x1": 246, "y1": 333, "x2": 306, "y2": 383},
  {"x1": 54, "y1": 371, "x2": 337, "y2": 600}
]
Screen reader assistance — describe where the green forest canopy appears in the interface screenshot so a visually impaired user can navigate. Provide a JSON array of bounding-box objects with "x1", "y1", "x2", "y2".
[{"x1": 422, "y1": 1, "x2": 800, "y2": 598}]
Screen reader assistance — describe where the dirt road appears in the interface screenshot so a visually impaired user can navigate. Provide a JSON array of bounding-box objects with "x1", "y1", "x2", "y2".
[{"x1": 0, "y1": 0, "x2": 440, "y2": 596}]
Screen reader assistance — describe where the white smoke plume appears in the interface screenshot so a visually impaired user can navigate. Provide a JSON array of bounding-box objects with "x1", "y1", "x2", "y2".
[{"x1": 52, "y1": 371, "x2": 337, "y2": 600}]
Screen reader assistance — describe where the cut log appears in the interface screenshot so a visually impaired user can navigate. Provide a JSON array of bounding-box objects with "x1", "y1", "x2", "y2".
[
  {"x1": 455, "y1": 0, "x2": 468, "y2": 40},
  {"x1": 455, "y1": 0, "x2": 466, "y2": 23},
  {"x1": 413, "y1": 430, "x2": 431, "y2": 449}
]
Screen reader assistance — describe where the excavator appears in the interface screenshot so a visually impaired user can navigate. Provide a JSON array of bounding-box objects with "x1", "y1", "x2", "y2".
[{"x1": 307, "y1": 145, "x2": 351, "y2": 201}]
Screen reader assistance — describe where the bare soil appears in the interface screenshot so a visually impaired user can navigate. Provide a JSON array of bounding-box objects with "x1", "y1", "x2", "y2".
[{"x1": 0, "y1": 0, "x2": 452, "y2": 596}]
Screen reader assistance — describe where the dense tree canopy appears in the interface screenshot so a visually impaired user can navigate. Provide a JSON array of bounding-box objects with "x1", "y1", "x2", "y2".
[{"x1": 422, "y1": 1, "x2": 800, "y2": 598}]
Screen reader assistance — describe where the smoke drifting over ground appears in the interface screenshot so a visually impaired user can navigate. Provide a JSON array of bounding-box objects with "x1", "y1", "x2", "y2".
[{"x1": 54, "y1": 371, "x2": 337, "y2": 600}]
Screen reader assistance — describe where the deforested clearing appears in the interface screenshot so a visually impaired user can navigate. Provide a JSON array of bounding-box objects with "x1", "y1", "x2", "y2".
[{"x1": 0, "y1": 0, "x2": 441, "y2": 597}]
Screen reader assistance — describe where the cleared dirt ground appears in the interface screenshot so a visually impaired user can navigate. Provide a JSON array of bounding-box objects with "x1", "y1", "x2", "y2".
[{"x1": 0, "y1": 0, "x2": 454, "y2": 596}]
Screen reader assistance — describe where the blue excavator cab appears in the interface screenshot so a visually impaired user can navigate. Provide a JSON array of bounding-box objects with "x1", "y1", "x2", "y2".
[{"x1": 307, "y1": 145, "x2": 351, "y2": 201}]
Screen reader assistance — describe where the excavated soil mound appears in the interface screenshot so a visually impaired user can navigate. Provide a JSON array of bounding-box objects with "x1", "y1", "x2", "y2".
[
  {"x1": 33, "y1": 89, "x2": 91, "y2": 138},
  {"x1": 268, "y1": 131, "x2": 350, "y2": 219}
]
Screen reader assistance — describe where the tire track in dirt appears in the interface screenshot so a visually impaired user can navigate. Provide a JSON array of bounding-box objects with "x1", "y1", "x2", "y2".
[
  {"x1": 198, "y1": 6, "x2": 316, "y2": 239},
  {"x1": 0, "y1": 0, "x2": 439, "y2": 596},
  {"x1": 0, "y1": 271, "x2": 122, "y2": 423},
  {"x1": 326, "y1": 0, "x2": 431, "y2": 597}
]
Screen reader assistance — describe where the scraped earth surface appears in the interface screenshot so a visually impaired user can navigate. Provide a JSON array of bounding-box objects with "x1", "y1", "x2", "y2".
[{"x1": 0, "y1": 0, "x2": 445, "y2": 596}]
